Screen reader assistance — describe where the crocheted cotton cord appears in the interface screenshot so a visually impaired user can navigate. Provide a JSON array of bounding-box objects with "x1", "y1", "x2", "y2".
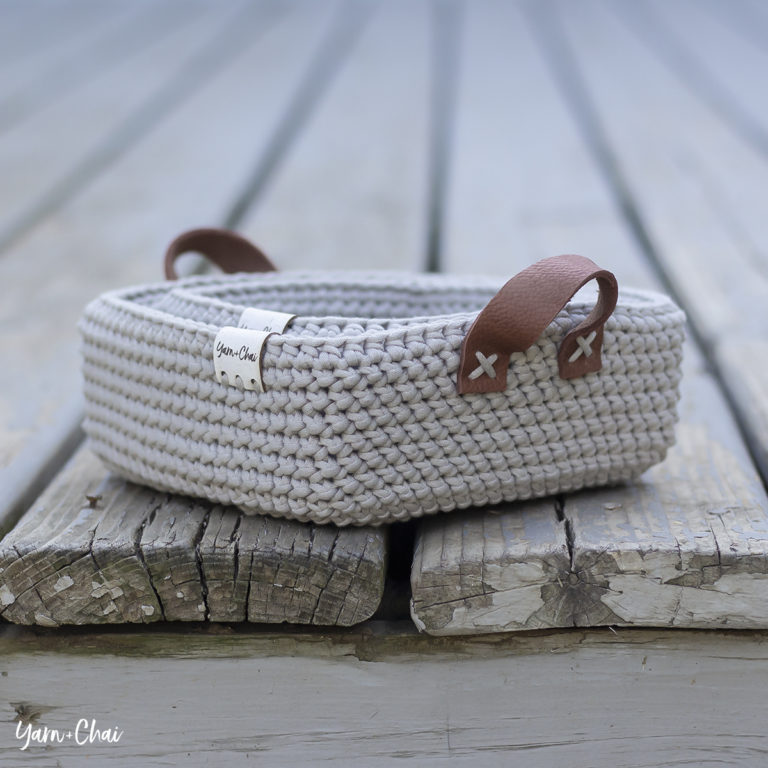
[{"x1": 79, "y1": 273, "x2": 686, "y2": 526}]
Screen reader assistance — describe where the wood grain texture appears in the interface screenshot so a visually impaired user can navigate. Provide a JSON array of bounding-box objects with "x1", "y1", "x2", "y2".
[
  {"x1": 411, "y1": 0, "x2": 768, "y2": 635},
  {"x1": 0, "y1": 0, "x2": 339, "y2": 532},
  {"x1": 565, "y1": 347, "x2": 768, "y2": 629},
  {"x1": 2, "y1": 623, "x2": 768, "y2": 766},
  {"x1": 0, "y1": 1, "x2": 215, "y2": 232},
  {"x1": 410, "y1": 503, "x2": 570, "y2": 634},
  {"x1": 554, "y1": 0, "x2": 768, "y2": 478},
  {"x1": 241, "y1": 0, "x2": 431, "y2": 270},
  {"x1": 0, "y1": 0, "x2": 421, "y2": 628},
  {"x1": 413, "y1": 352, "x2": 768, "y2": 636},
  {"x1": 412, "y1": 347, "x2": 768, "y2": 635},
  {"x1": 0, "y1": 448, "x2": 385, "y2": 627}
]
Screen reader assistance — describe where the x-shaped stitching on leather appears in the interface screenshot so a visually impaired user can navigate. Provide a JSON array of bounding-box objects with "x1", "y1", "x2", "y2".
[
  {"x1": 567, "y1": 330, "x2": 598, "y2": 363},
  {"x1": 468, "y1": 350, "x2": 498, "y2": 380}
]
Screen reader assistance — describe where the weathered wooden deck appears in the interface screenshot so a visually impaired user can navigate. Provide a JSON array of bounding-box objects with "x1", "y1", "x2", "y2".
[{"x1": 2, "y1": 0, "x2": 768, "y2": 764}]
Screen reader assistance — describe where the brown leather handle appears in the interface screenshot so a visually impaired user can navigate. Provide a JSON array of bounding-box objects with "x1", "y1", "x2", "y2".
[
  {"x1": 457, "y1": 254, "x2": 618, "y2": 394},
  {"x1": 164, "y1": 228, "x2": 277, "y2": 280}
]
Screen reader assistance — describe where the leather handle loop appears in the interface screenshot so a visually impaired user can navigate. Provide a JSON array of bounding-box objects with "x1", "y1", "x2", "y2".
[
  {"x1": 164, "y1": 228, "x2": 277, "y2": 280},
  {"x1": 457, "y1": 254, "x2": 618, "y2": 394}
]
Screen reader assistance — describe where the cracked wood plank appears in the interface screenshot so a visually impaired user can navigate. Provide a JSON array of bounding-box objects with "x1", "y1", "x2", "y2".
[
  {"x1": 410, "y1": 503, "x2": 570, "y2": 634},
  {"x1": 411, "y1": 0, "x2": 768, "y2": 635},
  {"x1": 0, "y1": 447, "x2": 385, "y2": 626}
]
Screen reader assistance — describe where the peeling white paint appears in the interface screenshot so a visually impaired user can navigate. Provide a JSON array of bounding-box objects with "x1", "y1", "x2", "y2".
[
  {"x1": 0, "y1": 585, "x2": 16, "y2": 605},
  {"x1": 176, "y1": 591, "x2": 184, "y2": 599},
  {"x1": 141, "y1": 605, "x2": 155, "y2": 616},
  {"x1": 600, "y1": 572, "x2": 768, "y2": 628},
  {"x1": 197, "y1": 603, "x2": 205, "y2": 613},
  {"x1": 91, "y1": 579, "x2": 124, "y2": 600},
  {"x1": 53, "y1": 575, "x2": 75, "y2": 592},
  {"x1": 409, "y1": 599, "x2": 426, "y2": 633},
  {"x1": 33, "y1": 612, "x2": 58, "y2": 627},
  {"x1": 420, "y1": 559, "x2": 551, "y2": 635},
  {"x1": 444, "y1": 584, "x2": 546, "y2": 634}
]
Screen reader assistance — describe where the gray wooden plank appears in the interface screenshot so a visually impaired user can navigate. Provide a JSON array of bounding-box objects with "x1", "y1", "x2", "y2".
[
  {"x1": 413, "y1": 0, "x2": 628, "y2": 634},
  {"x1": 2, "y1": 623, "x2": 768, "y2": 766},
  {"x1": 240, "y1": 0, "x2": 431, "y2": 271},
  {"x1": 411, "y1": 0, "x2": 768, "y2": 634},
  {"x1": 541, "y1": 48, "x2": 768, "y2": 619},
  {"x1": 0, "y1": 1, "x2": 395, "y2": 627},
  {"x1": 442, "y1": 0, "x2": 645, "y2": 279},
  {"x1": 410, "y1": 503, "x2": 570, "y2": 634},
  {"x1": 0, "y1": 1, "x2": 114, "y2": 69},
  {"x1": 0, "y1": 0, "x2": 255, "y2": 252},
  {"x1": 623, "y1": 0, "x2": 768, "y2": 156},
  {"x1": 555, "y1": 0, "x2": 768, "y2": 477},
  {"x1": 0, "y1": 446, "x2": 385, "y2": 626},
  {"x1": 0, "y1": 0, "x2": 339, "y2": 532},
  {"x1": 566, "y1": 346, "x2": 768, "y2": 629},
  {"x1": 0, "y1": 2, "x2": 203, "y2": 134},
  {"x1": 411, "y1": 345, "x2": 768, "y2": 635}
]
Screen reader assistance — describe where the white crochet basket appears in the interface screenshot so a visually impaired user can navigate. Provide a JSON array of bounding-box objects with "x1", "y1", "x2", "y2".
[{"x1": 79, "y1": 229, "x2": 686, "y2": 526}]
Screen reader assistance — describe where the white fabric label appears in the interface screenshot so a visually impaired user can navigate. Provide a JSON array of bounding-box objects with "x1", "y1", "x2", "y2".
[
  {"x1": 213, "y1": 326, "x2": 271, "y2": 392},
  {"x1": 238, "y1": 307, "x2": 295, "y2": 333}
]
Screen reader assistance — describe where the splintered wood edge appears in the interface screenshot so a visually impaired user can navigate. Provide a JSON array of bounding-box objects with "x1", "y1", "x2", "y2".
[{"x1": 0, "y1": 447, "x2": 386, "y2": 627}]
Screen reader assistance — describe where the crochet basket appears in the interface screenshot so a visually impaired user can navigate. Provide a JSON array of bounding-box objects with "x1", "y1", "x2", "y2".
[{"x1": 79, "y1": 229, "x2": 686, "y2": 526}]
